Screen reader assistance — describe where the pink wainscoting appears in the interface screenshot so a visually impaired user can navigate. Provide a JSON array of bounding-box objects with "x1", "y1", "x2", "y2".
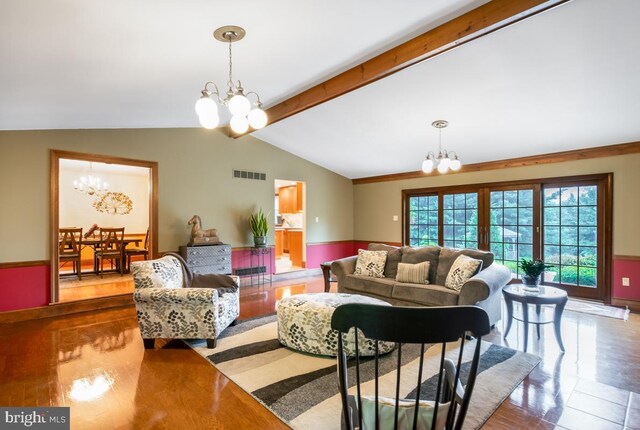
[
  {"x1": 0, "y1": 264, "x2": 51, "y2": 312},
  {"x1": 612, "y1": 256, "x2": 640, "y2": 301},
  {"x1": 305, "y1": 241, "x2": 356, "y2": 269},
  {"x1": 231, "y1": 248, "x2": 275, "y2": 274}
]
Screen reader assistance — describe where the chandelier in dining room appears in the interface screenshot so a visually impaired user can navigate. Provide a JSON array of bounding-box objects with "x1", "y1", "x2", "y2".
[{"x1": 73, "y1": 162, "x2": 108, "y2": 196}]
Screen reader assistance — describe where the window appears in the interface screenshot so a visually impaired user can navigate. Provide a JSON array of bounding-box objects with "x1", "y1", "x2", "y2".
[
  {"x1": 489, "y1": 189, "x2": 535, "y2": 277},
  {"x1": 407, "y1": 195, "x2": 438, "y2": 246},
  {"x1": 543, "y1": 185, "x2": 598, "y2": 287},
  {"x1": 443, "y1": 192, "x2": 478, "y2": 249},
  {"x1": 403, "y1": 174, "x2": 611, "y2": 301}
]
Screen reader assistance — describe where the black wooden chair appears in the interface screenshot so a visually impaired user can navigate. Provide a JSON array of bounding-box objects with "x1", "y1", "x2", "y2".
[{"x1": 331, "y1": 304, "x2": 491, "y2": 430}]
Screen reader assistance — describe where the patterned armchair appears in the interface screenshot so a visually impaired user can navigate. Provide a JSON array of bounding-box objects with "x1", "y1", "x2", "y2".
[{"x1": 132, "y1": 255, "x2": 239, "y2": 349}]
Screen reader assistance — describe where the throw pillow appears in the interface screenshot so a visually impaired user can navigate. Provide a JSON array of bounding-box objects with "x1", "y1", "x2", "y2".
[
  {"x1": 445, "y1": 255, "x2": 482, "y2": 291},
  {"x1": 395, "y1": 261, "x2": 430, "y2": 284},
  {"x1": 358, "y1": 395, "x2": 450, "y2": 430},
  {"x1": 354, "y1": 249, "x2": 388, "y2": 278}
]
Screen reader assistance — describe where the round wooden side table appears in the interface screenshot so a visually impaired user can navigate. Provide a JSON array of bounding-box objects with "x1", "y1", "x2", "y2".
[{"x1": 502, "y1": 284, "x2": 568, "y2": 353}]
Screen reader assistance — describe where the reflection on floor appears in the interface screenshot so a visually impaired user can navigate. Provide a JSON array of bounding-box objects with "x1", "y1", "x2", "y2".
[
  {"x1": 59, "y1": 273, "x2": 134, "y2": 303},
  {"x1": 1, "y1": 274, "x2": 638, "y2": 429},
  {"x1": 275, "y1": 253, "x2": 303, "y2": 274}
]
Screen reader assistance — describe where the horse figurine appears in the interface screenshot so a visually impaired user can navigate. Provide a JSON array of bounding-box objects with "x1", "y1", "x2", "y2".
[{"x1": 187, "y1": 215, "x2": 220, "y2": 244}]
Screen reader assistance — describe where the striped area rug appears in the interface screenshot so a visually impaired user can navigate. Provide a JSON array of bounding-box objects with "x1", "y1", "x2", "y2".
[{"x1": 190, "y1": 315, "x2": 540, "y2": 429}]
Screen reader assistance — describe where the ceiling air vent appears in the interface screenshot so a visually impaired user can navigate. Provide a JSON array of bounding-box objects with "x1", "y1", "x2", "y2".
[{"x1": 233, "y1": 169, "x2": 266, "y2": 181}]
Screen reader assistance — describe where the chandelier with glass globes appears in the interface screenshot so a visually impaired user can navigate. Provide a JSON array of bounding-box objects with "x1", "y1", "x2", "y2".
[
  {"x1": 195, "y1": 26, "x2": 267, "y2": 134},
  {"x1": 421, "y1": 120, "x2": 462, "y2": 174}
]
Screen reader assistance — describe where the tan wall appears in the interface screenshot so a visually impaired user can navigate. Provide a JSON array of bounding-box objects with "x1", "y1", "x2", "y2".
[
  {"x1": 0, "y1": 128, "x2": 354, "y2": 262},
  {"x1": 354, "y1": 153, "x2": 640, "y2": 255}
]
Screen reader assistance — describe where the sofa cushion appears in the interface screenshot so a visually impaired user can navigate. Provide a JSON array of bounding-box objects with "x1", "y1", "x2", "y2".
[
  {"x1": 401, "y1": 246, "x2": 440, "y2": 284},
  {"x1": 392, "y1": 283, "x2": 459, "y2": 306},
  {"x1": 445, "y1": 255, "x2": 482, "y2": 291},
  {"x1": 395, "y1": 261, "x2": 430, "y2": 284},
  {"x1": 435, "y1": 248, "x2": 494, "y2": 286},
  {"x1": 368, "y1": 243, "x2": 403, "y2": 279},
  {"x1": 344, "y1": 275, "x2": 395, "y2": 297},
  {"x1": 354, "y1": 249, "x2": 388, "y2": 278}
]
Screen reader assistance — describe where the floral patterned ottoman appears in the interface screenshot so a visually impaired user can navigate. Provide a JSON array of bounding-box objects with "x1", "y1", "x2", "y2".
[{"x1": 276, "y1": 292, "x2": 395, "y2": 357}]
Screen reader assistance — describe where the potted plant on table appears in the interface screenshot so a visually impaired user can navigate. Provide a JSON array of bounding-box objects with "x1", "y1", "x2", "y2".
[
  {"x1": 519, "y1": 258, "x2": 554, "y2": 292},
  {"x1": 249, "y1": 208, "x2": 269, "y2": 248}
]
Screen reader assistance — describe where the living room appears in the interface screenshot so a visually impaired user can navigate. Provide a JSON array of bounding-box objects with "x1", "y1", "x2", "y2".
[{"x1": 1, "y1": 1, "x2": 639, "y2": 429}]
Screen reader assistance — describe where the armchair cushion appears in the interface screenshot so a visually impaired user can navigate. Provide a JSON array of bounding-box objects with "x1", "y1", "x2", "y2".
[{"x1": 132, "y1": 255, "x2": 183, "y2": 289}]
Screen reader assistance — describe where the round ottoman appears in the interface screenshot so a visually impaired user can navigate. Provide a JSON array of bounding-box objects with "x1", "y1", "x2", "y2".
[{"x1": 276, "y1": 292, "x2": 395, "y2": 357}]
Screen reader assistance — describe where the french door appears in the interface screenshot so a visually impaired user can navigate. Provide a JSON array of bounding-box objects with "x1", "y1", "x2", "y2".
[{"x1": 403, "y1": 174, "x2": 612, "y2": 301}]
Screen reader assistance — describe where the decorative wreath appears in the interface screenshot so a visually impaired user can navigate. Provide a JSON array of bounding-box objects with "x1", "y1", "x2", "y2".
[{"x1": 93, "y1": 192, "x2": 133, "y2": 215}]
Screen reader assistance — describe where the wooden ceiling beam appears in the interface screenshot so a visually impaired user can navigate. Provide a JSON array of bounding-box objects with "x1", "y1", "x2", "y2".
[{"x1": 237, "y1": 0, "x2": 570, "y2": 137}]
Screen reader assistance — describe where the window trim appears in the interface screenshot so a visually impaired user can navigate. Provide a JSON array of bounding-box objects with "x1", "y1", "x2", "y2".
[{"x1": 402, "y1": 173, "x2": 613, "y2": 302}]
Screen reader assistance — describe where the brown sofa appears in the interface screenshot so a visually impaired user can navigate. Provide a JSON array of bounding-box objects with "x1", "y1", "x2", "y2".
[{"x1": 330, "y1": 244, "x2": 512, "y2": 326}]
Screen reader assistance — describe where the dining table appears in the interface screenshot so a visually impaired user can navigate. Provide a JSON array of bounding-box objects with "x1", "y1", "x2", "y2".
[{"x1": 59, "y1": 237, "x2": 141, "y2": 275}]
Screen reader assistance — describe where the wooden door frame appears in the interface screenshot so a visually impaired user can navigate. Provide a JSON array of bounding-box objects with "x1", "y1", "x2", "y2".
[{"x1": 50, "y1": 150, "x2": 159, "y2": 303}]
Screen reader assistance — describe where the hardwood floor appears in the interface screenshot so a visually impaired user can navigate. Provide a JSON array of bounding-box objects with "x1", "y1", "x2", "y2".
[{"x1": 0, "y1": 274, "x2": 638, "y2": 429}]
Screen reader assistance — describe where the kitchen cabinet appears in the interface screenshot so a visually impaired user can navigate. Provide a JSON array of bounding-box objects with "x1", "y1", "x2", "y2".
[
  {"x1": 283, "y1": 229, "x2": 290, "y2": 253},
  {"x1": 275, "y1": 230, "x2": 283, "y2": 257},
  {"x1": 278, "y1": 184, "x2": 303, "y2": 213},
  {"x1": 289, "y1": 230, "x2": 303, "y2": 267}
]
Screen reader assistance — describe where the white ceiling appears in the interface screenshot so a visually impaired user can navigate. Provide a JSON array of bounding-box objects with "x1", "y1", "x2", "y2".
[
  {"x1": 60, "y1": 159, "x2": 149, "y2": 176},
  {"x1": 2, "y1": 0, "x2": 640, "y2": 179}
]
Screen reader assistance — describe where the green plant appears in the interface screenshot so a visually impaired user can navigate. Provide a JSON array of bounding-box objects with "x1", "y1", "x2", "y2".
[
  {"x1": 518, "y1": 258, "x2": 554, "y2": 278},
  {"x1": 249, "y1": 208, "x2": 269, "y2": 237}
]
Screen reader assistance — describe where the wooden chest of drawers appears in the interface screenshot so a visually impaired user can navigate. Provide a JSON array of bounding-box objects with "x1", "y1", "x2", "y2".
[{"x1": 179, "y1": 244, "x2": 232, "y2": 275}]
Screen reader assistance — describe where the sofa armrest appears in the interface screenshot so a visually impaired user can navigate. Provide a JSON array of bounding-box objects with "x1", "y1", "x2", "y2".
[
  {"x1": 458, "y1": 263, "x2": 512, "y2": 305},
  {"x1": 331, "y1": 256, "x2": 358, "y2": 281},
  {"x1": 134, "y1": 287, "x2": 218, "y2": 306}
]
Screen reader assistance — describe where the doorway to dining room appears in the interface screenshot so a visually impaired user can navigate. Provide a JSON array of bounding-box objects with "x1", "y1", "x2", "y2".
[{"x1": 51, "y1": 150, "x2": 158, "y2": 303}]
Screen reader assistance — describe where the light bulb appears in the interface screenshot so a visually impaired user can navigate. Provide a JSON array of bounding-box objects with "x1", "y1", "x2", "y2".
[
  {"x1": 421, "y1": 158, "x2": 434, "y2": 173},
  {"x1": 230, "y1": 115, "x2": 249, "y2": 134},
  {"x1": 195, "y1": 96, "x2": 218, "y2": 117},
  {"x1": 248, "y1": 108, "x2": 268, "y2": 129},
  {"x1": 228, "y1": 94, "x2": 251, "y2": 116},
  {"x1": 437, "y1": 159, "x2": 450, "y2": 174},
  {"x1": 450, "y1": 158, "x2": 461, "y2": 171},
  {"x1": 199, "y1": 113, "x2": 220, "y2": 129}
]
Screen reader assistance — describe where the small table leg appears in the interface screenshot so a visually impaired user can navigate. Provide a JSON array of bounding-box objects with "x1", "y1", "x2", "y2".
[
  {"x1": 535, "y1": 304, "x2": 542, "y2": 339},
  {"x1": 522, "y1": 302, "x2": 529, "y2": 353},
  {"x1": 503, "y1": 296, "x2": 514, "y2": 338},
  {"x1": 553, "y1": 298, "x2": 567, "y2": 353},
  {"x1": 321, "y1": 264, "x2": 331, "y2": 293}
]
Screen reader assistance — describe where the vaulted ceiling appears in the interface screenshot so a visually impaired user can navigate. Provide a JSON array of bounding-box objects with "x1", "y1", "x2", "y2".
[{"x1": 2, "y1": 0, "x2": 639, "y2": 179}]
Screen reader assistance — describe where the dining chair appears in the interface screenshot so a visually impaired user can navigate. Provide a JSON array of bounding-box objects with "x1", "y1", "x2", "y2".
[
  {"x1": 59, "y1": 227, "x2": 83, "y2": 280},
  {"x1": 331, "y1": 304, "x2": 491, "y2": 430},
  {"x1": 125, "y1": 228, "x2": 149, "y2": 270},
  {"x1": 96, "y1": 227, "x2": 125, "y2": 278}
]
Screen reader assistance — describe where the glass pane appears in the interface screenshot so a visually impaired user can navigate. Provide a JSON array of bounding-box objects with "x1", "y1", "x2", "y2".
[
  {"x1": 561, "y1": 206, "x2": 578, "y2": 226},
  {"x1": 504, "y1": 208, "x2": 517, "y2": 225},
  {"x1": 409, "y1": 237, "x2": 419, "y2": 246},
  {"x1": 466, "y1": 241, "x2": 478, "y2": 250},
  {"x1": 454, "y1": 193, "x2": 466, "y2": 208},
  {"x1": 518, "y1": 244, "x2": 533, "y2": 260},
  {"x1": 443, "y1": 210, "x2": 453, "y2": 225},
  {"x1": 418, "y1": 211, "x2": 428, "y2": 224},
  {"x1": 579, "y1": 186, "x2": 597, "y2": 206},
  {"x1": 518, "y1": 226, "x2": 533, "y2": 244},
  {"x1": 428, "y1": 196, "x2": 438, "y2": 211},
  {"x1": 544, "y1": 227, "x2": 560, "y2": 244},
  {"x1": 518, "y1": 208, "x2": 533, "y2": 225},
  {"x1": 561, "y1": 227, "x2": 578, "y2": 245},
  {"x1": 454, "y1": 241, "x2": 465, "y2": 249},
  {"x1": 504, "y1": 191, "x2": 518, "y2": 207},
  {"x1": 579, "y1": 206, "x2": 597, "y2": 226},
  {"x1": 490, "y1": 208, "x2": 502, "y2": 225},
  {"x1": 466, "y1": 193, "x2": 478, "y2": 208},
  {"x1": 454, "y1": 210, "x2": 465, "y2": 225},
  {"x1": 410, "y1": 225, "x2": 419, "y2": 238},
  {"x1": 490, "y1": 225, "x2": 503, "y2": 242},
  {"x1": 544, "y1": 245, "x2": 560, "y2": 264},
  {"x1": 560, "y1": 246, "x2": 578, "y2": 265},
  {"x1": 418, "y1": 196, "x2": 428, "y2": 210},
  {"x1": 579, "y1": 246, "x2": 597, "y2": 267},
  {"x1": 561, "y1": 187, "x2": 578, "y2": 205},
  {"x1": 491, "y1": 242, "x2": 504, "y2": 259},
  {"x1": 579, "y1": 267, "x2": 597, "y2": 287},
  {"x1": 560, "y1": 266, "x2": 578, "y2": 285},
  {"x1": 490, "y1": 191, "x2": 503, "y2": 208},
  {"x1": 579, "y1": 227, "x2": 597, "y2": 247},
  {"x1": 429, "y1": 226, "x2": 439, "y2": 241},
  {"x1": 519, "y1": 189, "x2": 533, "y2": 207},
  {"x1": 444, "y1": 240, "x2": 455, "y2": 248},
  {"x1": 544, "y1": 207, "x2": 560, "y2": 225},
  {"x1": 444, "y1": 225, "x2": 453, "y2": 240},
  {"x1": 466, "y1": 226, "x2": 478, "y2": 241},
  {"x1": 544, "y1": 188, "x2": 560, "y2": 206},
  {"x1": 410, "y1": 211, "x2": 418, "y2": 224}
]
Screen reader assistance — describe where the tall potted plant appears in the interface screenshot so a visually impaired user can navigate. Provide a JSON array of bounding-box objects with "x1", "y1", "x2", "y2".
[
  {"x1": 249, "y1": 208, "x2": 269, "y2": 247},
  {"x1": 519, "y1": 258, "x2": 554, "y2": 291}
]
